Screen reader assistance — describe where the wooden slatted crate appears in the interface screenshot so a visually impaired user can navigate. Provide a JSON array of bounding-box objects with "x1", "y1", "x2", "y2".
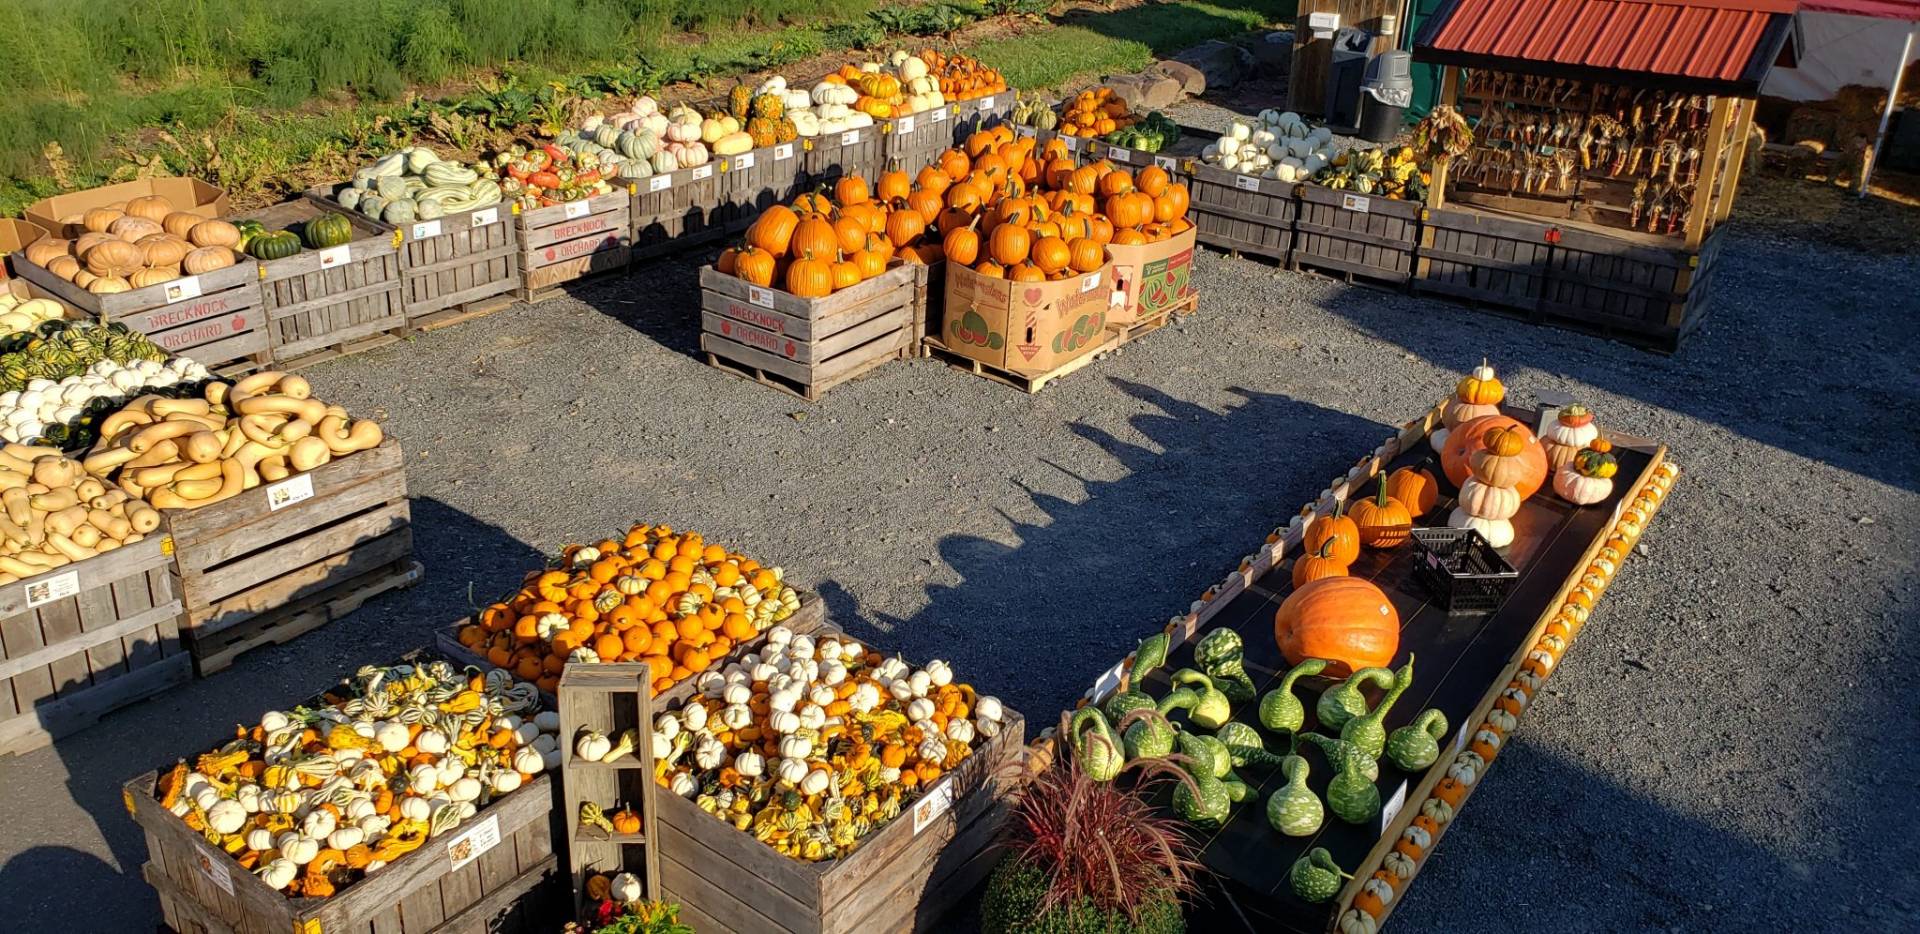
[
  {"x1": 165, "y1": 439, "x2": 417, "y2": 675},
  {"x1": 0, "y1": 218, "x2": 47, "y2": 282},
  {"x1": 1186, "y1": 163, "x2": 1298, "y2": 262},
  {"x1": 391, "y1": 199, "x2": 520, "y2": 331},
  {"x1": 949, "y1": 93, "x2": 1014, "y2": 146},
  {"x1": 803, "y1": 127, "x2": 885, "y2": 185},
  {"x1": 126, "y1": 661, "x2": 562, "y2": 934},
  {"x1": 515, "y1": 191, "x2": 633, "y2": 303},
  {"x1": 699, "y1": 264, "x2": 915, "y2": 401},
  {"x1": 654, "y1": 620, "x2": 1025, "y2": 934},
  {"x1": 1416, "y1": 206, "x2": 1553, "y2": 311},
  {"x1": 719, "y1": 143, "x2": 809, "y2": 234},
  {"x1": 558, "y1": 664, "x2": 661, "y2": 917},
  {"x1": 237, "y1": 199, "x2": 406, "y2": 369},
  {"x1": 0, "y1": 535, "x2": 187, "y2": 756},
  {"x1": 13, "y1": 254, "x2": 270, "y2": 374},
  {"x1": 1291, "y1": 184, "x2": 1423, "y2": 285},
  {"x1": 631, "y1": 163, "x2": 727, "y2": 261},
  {"x1": 884, "y1": 108, "x2": 955, "y2": 170},
  {"x1": 1540, "y1": 224, "x2": 1720, "y2": 350}
]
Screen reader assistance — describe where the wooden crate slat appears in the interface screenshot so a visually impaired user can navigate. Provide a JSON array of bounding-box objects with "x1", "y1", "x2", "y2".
[
  {"x1": 701, "y1": 328, "x2": 907, "y2": 401},
  {"x1": 0, "y1": 652, "x2": 189, "y2": 755},
  {"x1": 699, "y1": 305, "x2": 909, "y2": 366},
  {"x1": 186, "y1": 520, "x2": 412, "y2": 636},
  {"x1": 631, "y1": 165, "x2": 728, "y2": 260},
  {"x1": 520, "y1": 206, "x2": 630, "y2": 253},
  {"x1": 177, "y1": 478, "x2": 405, "y2": 604},
  {"x1": 700, "y1": 263, "x2": 916, "y2": 321},
  {"x1": 166, "y1": 439, "x2": 404, "y2": 545}
]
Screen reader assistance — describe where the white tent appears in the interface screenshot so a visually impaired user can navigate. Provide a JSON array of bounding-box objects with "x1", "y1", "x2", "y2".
[{"x1": 1763, "y1": 7, "x2": 1918, "y2": 101}]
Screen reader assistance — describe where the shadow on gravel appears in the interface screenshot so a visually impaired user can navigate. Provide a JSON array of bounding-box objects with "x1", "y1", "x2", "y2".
[
  {"x1": 0, "y1": 497, "x2": 542, "y2": 932},
  {"x1": 852, "y1": 379, "x2": 1387, "y2": 718},
  {"x1": 1302, "y1": 238, "x2": 1920, "y2": 494},
  {"x1": 572, "y1": 256, "x2": 707, "y2": 357}
]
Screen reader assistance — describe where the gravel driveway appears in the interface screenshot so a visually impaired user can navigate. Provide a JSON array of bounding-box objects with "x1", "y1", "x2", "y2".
[{"x1": 1, "y1": 226, "x2": 1914, "y2": 933}]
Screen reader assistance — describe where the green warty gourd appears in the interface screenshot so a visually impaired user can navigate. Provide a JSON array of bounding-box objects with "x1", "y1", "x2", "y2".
[
  {"x1": 1340, "y1": 655, "x2": 1414, "y2": 761},
  {"x1": 1267, "y1": 755, "x2": 1324, "y2": 836},
  {"x1": 1260, "y1": 658, "x2": 1329, "y2": 734},
  {"x1": 1316, "y1": 666, "x2": 1394, "y2": 732},
  {"x1": 1386, "y1": 708, "x2": 1449, "y2": 773}
]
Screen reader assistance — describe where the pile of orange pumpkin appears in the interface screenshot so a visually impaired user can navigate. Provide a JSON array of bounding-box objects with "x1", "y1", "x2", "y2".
[
  {"x1": 455, "y1": 523, "x2": 803, "y2": 696},
  {"x1": 918, "y1": 50, "x2": 1009, "y2": 102},
  {"x1": 719, "y1": 126, "x2": 1193, "y2": 295},
  {"x1": 1057, "y1": 87, "x2": 1137, "y2": 138}
]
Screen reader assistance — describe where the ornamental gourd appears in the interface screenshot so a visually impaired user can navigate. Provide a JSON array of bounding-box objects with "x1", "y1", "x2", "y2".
[
  {"x1": 1268, "y1": 755, "x2": 1324, "y2": 836},
  {"x1": 1258, "y1": 658, "x2": 1328, "y2": 733},
  {"x1": 1554, "y1": 438, "x2": 1618, "y2": 505},
  {"x1": 1385, "y1": 708, "x2": 1449, "y2": 772},
  {"x1": 1541, "y1": 404, "x2": 1599, "y2": 473},
  {"x1": 1441, "y1": 414, "x2": 1547, "y2": 498},
  {"x1": 1275, "y1": 576, "x2": 1400, "y2": 676},
  {"x1": 1315, "y1": 665, "x2": 1391, "y2": 732}
]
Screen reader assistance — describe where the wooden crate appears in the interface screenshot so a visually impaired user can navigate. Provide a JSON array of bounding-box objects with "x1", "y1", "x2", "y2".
[
  {"x1": 127, "y1": 681, "x2": 562, "y2": 934},
  {"x1": 1415, "y1": 207, "x2": 1554, "y2": 311},
  {"x1": 884, "y1": 108, "x2": 956, "y2": 170},
  {"x1": 165, "y1": 438, "x2": 417, "y2": 675},
  {"x1": 515, "y1": 191, "x2": 632, "y2": 302},
  {"x1": 1539, "y1": 224, "x2": 1717, "y2": 350},
  {"x1": 719, "y1": 143, "x2": 810, "y2": 234},
  {"x1": 237, "y1": 199, "x2": 406, "y2": 368},
  {"x1": 0, "y1": 535, "x2": 187, "y2": 756},
  {"x1": 631, "y1": 163, "x2": 727, "y2": 261},
  {"x1": 698, "y1": 264, "x2": 915, "y2": 401},
  {"x1": 1292, "y1": 184, "x2": 1422, "y2": 285},
  {"x1": 949, "y1": 93, "x2": 1014, "y2": 146},
  {"x1": 1186, "y1": 163, "x2": 1298, "y2": 262},
  {"x1": 558, "y1": 664, "x2": 661, "y2": 918},
  {"x1": 0, "y1": 218, "x2": 48, "y2": 281},
  {"x1": 803, "y1": 127, "x2": 885, "y2": 184},
  {"x1": 909, "y1": 262, "x2": 943, "y2": 355},
  {"x1": 389, "y1": 198, "x2": 521, "y2": 331},
  {"x1": 12, "y1": 253, "x2": 270, "y2": 373},
  {"x1": 655, "y1": 622, "x2": 1026, "y2": 934}
]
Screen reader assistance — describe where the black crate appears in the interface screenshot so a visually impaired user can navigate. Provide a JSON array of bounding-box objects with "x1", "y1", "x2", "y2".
[{"x1": 1410, "y1": 526, "x2": 1518, "y2": 614}]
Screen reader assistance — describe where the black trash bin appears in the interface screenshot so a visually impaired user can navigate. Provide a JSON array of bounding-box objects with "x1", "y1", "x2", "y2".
[{"x1": 1359, "y1": 51, "x2": 1414, "y2": 143}]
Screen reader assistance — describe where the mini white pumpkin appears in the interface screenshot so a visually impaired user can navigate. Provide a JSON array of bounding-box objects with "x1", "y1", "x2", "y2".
[
  {"x1": 258, "y1": 858, "x2": 299, "y2": 890},
  {"x1": 736, "y1": 749, "x2": 766, "y2": 778},
  {"x1": 328, "y1": 827, "x2": 366, "y2": 850},
  {"x1": 206, "y1": 799, "x2": 248, "y2": 835},
  {"x1": 491, "y1": 770, "x2": 524, "y2": 795},
  {"x1": 245, "y1": 828, "x2": 276, "y2": 852},
  {"x1": 576, "y1": 730, "x2": 613, "y2": 762},
  {"x1": 610, "y1": 871, "x2": 644, "y2": 903}
]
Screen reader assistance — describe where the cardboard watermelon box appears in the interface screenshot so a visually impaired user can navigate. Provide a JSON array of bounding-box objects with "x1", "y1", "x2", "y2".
[
  {"x1": 1106, "y1": 227, "x2": 1197, "y2": 325},
  {"x1": 940, "y1": 259, "x2": 1113, "y2": 375}
]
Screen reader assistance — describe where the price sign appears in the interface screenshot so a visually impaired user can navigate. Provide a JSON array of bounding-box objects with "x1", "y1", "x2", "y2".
[
  {"x1": 1079, "y1": 271, "x2": 1103, "y2": 293},
  {"x1": 774, "y1": 143, "x2": 794, "y2": 162},
  {"x1": 930, "y1": 107, "x2": 948, "y2": 124},
  {"x1": 24, "y1": 570, "x2": 79, "y2": 608},
  {"x1": 445, "y1": 815, "x2": 501, "y2": 871},
  {"x1": 1154, "y1": 156, "x2": 1178, "y2": 172},
  {"x1": 1092, "y1": 659, "x2": 1126, "y2": 701},
  {"x1": 563, "y1": 199, "x2": 591, "y2": 219},
  {"x1": 410, "y1": 219, "x2": 443, "y2": 240},
  {"x1": 978, "y1": 96, "x2": 996, "y2": 111},
  {"x1": 266, "y1": 474, "x2": 314, "y2": 512},
  {"x1": 841, "y1": 130, "x2": 861, "y2": 146},
  {"x1": 1061, "y1": 136, "x2": 1079, "y2": 152},
  {"x1": 1234, "y1": 174, "x2": 1261, "y2": 192},
  {"x1": 163, "y1": 276, "x2": 203, "y2": 304},
  {"x1": 1111, "y1": 146, "x2": 1131, "y2": 161},
  {"x1": 897, "y1": 115, "x2": 915, "y2": 134},
  {"x1": 316, "y1": 244, "x2": 351, "y2": 269},
  {"x1": 733, "y1": 152, "x2": 756, "y2": 170},
  {"x1": 469, "y1": 207, "x2": 499, "y2": 228},
  {"x1": 1380, "y1": 780, "x2": 1409, "y2": 834},
  {"x1": 911, "y1": 779, "x2": 954, "y2": 835},
  {"x1": 648, "y1": 174, "x2": 672, "y2": 192},
  {"x1": 748, "y1": 286, "x2": 776, "y2": 308},
  {"x1": 1342, "y1": 194, "x2": 1372, "y2": 214},
  {"x1": 691, "y1": 164, "x2": 713, "y2": 181},
  {"x1": 195, "y1": 852, "x2": 235, "y2": 895}
]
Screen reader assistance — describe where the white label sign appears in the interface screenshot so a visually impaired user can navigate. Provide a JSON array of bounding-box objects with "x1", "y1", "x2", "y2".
[
  {"x1": 897, "y1": 115, "x2": 915, "y2": 134},
  {"x1": 841, "y1": 130, "x2": 861, "y2": 146},
  {"x1": 648, "y1": 174, "x2": 672, "y2": 192},
  {"x1": 1015, "y1": 124, "x2": 1034, "y2": 137},
  {"x1": 1061, "y1": 136, "x2": 1080, "y2": 152},
  {"x1": 195, "y1": 851, "x2": 235, "y2": 895},
  {"x1": 446, "y1": 814, "x2": 501, "y2": 871},
  {"x1": 563, "y1": 199, "x2": 591, "y2": 219},
  {"x1": 410, "y1": 220, "x2": 443, "y2": 240},
  {"x1": 163, "y1": 276, "x2": 203, "y2": 304},
  {"x1": 316, "y1": 244, "x2": 351, "y2": 269},
  {"x1": 1092, "y1": 659, "x2": 1126, "y2": 701},
  {"x1": 930, "y1": 107, "x2": 948, "y2": 124},
  {"x1": 1154, "y1": 156, "x2": 1177, "y2": 171},
  {"x1": 747, "y1": 286, "x2": 776, "y2": 308},
  {"x1": 911, "y1": 779, "x2": 955, "y2": 835},
  {"x1": 1309, "y1": 11, "x2": 1341, "y2": 31},
  {"x1": 1342, "y1": 194, "x2": 1372, "y2": 214},
  {"x1": 1380, "y1": 780, "x2": 1409, "y2": 834},
  {"x1": 266, "y1": 473, "x2": 314, "y2": 512},
  {"x1": 1234, "y1": 174, "x2": 1261, "y2": 192},
  {"x1": 470, "y1": 207, "x2": 498, "y2": 228},
  {"x1": 1079, "y1": 271, "x2": 1103, "y2": 293},
  {"x1": 691, "y1": 164, "x2": 713, "y2": 181},
  {"x1": 733, "y1": 151, "x2": 756, "y2": 170},
  {"x1": 1111, "y1": 146, "x2": 1131, "y2": 161},
  {"x1": 978, "y1": 96, "x2": 996, "y2": 111},
  {"x1": 25, "y1": 570, "x2": 80, "y2": 608},
  {"x1": 774, "y1": 143, "x2": 794, "y2": 162}
]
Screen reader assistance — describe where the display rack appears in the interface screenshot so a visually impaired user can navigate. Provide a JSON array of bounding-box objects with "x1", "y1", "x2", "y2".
[{"x1": 558, "y1": 663, "x2": 662, "y2": 921}]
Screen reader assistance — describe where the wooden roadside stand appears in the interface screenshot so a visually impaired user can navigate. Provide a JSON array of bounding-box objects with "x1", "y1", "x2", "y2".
[{"x1": 1409, "y1": 0, "x2": 1798, "y2": 349}]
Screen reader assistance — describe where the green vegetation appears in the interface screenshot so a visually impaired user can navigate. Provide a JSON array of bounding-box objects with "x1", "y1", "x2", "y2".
[{"x1": 0, "y1": 0, "x2": 1288, "y2": 215}]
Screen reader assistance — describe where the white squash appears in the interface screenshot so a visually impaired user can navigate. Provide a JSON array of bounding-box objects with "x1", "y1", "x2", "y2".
[
  {"x1": 611, "y1": 871, "x2": 644, "y2": 903},
  {"x1": 258, "y1": 858, "x2": 299, "y2": 890},
  {"x1": 575, "y1": 730, "x2": 613, "y2": 762},
  {"x1": 206, "y1": 799, "x2": 248, "y2": 835}
]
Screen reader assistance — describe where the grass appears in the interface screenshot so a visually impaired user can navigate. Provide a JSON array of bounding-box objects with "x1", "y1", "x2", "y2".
[{"x1": 0, "y1": 0, "x2": 1290, "y2": 215}]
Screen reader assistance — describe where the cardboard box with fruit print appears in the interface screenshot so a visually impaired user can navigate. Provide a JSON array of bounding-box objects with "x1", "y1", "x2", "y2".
[
  {"x1": 941, "y1": 258, "x2": 1113, "y2": 375},
  {"x1": 1106, "y1": 227, "x2": 1197, "y2": 325}
]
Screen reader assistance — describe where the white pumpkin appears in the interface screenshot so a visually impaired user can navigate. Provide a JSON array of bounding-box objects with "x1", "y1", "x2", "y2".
[
  {"x1": 491, "y1": 770, "x2": 523, "y2": 795},
  {"x1": 1448, "y1": 508, "x2": 1515, "y2": 549},
  {"x1": 258, "y1": 858, "x2": 299, "y2": 890},
  {"x1": 576, "y1": 730, "x2": 613, "y2": 762},
  {"x1": 513, "y1": 746, "x2": 545, "y2": 774},
  {"x1": 328, "y1": 827, "x2": 366, "y2": 850},
  {"x1": 736, "y1": 749, "x2": 766, "y2": 778},
  {"x1": 206, "y1": 799, "x2": 248, "y2": 835},
  {"x1": 1554, "y1": 464, "x2": 1614, "y2": 505},
  {"x1": 610, "y1": 871, "x2": 644, "y2": 903}
]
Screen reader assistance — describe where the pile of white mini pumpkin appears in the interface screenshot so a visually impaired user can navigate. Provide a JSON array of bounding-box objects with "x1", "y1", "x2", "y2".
[{"x1": 1202, "y1": 110, "x2": 1339, "y2": 181}]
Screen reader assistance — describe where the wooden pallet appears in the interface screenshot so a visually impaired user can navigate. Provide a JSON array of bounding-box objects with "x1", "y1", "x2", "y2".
[
  {"x1": 699, "y1": 264, "x2": 917, "y2": 401},
  {"x1": 164, "y1": 438, "x2": 415, "y2": 675},
  {"x1": 654, "y1": 618, "x2": 1026, "y2": 934},
  {"x1": 240, "y1": 198, "x2": 407, "y2": 367},
  {"x1": 920, "y1": 332, "x2": 1115, "y2": 394},
  {"x1": 1291, "y1": 184, "x2": 1422, "y2": 287},
  {"x1": 129, "y1": 666, "x2": 562, "y2": 934},
  {"x1": 558, "y1": 664, "x2": 661, "y2": 919},
  {"x1": 0, "y1": 536, "x2": 188, "y2": 756},
  {"x1": 409, "y1": 292, "x2": 516, "y2": 333},
  {"x1": 12, "y1": 252, "x2": 271, "y2": 372},
  {"x1": 631, "y1": 163, "x2": 728, "y2": 262},
  {"x1": 514, "y1": 191, "x2": 633, "y2": 302}
]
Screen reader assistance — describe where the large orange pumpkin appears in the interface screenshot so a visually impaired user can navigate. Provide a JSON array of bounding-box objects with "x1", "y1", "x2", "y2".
[
  {"x1": 1274, "y1": 577, "x2": 1401, "y2": 676},
  {"x1": 1441, "y1": 415, "x2": 1547, "y2": 498}
]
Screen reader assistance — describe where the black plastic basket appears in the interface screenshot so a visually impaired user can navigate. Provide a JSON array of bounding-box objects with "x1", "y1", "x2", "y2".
[{"x1": 1410, "y1": 526, "x2": 1519, "y2": 614}]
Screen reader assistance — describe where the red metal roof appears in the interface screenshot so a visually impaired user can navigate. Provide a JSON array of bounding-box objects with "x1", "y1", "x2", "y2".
[{"x1": 1415, "y1": 0, "x2": 1799, "y2": 93}]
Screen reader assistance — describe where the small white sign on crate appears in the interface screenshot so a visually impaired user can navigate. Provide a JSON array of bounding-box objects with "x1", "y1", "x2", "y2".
[
  {"x1": 316, "y1": 244, "x2": 351, "y2": 269},
  {"x1": 841, "y1": 130, "x2": 862, "y2": 146},
  {"x1": 978, "y1": 96, "x2": 996, "y2": 111},
  {"x1": 411, "y1": 220, "x2": 443, "y2": 240},
  {"x1": 931, "y1": 107, "x2": 948, "y2": 124},
  {"x1": 747, "y1": 286, "x2": 776, "y2": 308},
  {"x1": 195, "y1": 851, "x2": 235, "y2": 895},
  {"x1": 266, "y1": 473, "x2": 314, "y2": 512},
  {"x1": 1111, "y1": 146, "x2": 1131, "y2": 161},
  {"x1": 912, "y1": 778, "x2": 955, "y2": 835},
  {"x1": 24, "y1": 570, "x2": 80, "y2": 608},
  {"x1": 1154, "y1": 156, "x2": 1178, "y2": 172},
  {"x1": 738, "y1": 152, "x2": 759, "y2": 170},
  {"x1": 470, "y1": 207, "x2": 499, "y2": 228},
  {"x1": 1341, "y1": 193, "x2": 1372, "y2": 214},
  {"x1": 1092, "y1": 658, "x2": 1126, "y2": 702},
  {"x1": 774, "y1": 143, "x2": 794, "y2": 162},
  {"x1": 445, "y1": 814, "x2": 501, "y2": 871},
  {"x1": 1234, "y1": 174, "x2": 1261, "y2": 192},
  {"x1": 563, "y1": 199, "x2": 591, "y2": 220},
  {"x1": 897, "y1": 115, "x2": 915, "y2": 134},
  {"x1": 162, "y1": 276, "x2": 203, "y2": 304},
  {"x1": 1380, "y1": 780, "x2": 1408, "y2": 834},
  {"x1": 691, "y1": 164, "x2": 714, "y2": 181},
  {"x1": 1079, "y1": 271, "x2": 1103, "y2": 293},
  {"x1": 648, "y1": 174, "x2": 672, "y2": 193}
]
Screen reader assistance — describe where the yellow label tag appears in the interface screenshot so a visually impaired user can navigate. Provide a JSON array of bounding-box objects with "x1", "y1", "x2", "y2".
[
  {"x1": 626, "y1": 183, "x2": 638, "y2": 195},
  {"x1": 391, "y1": 230, "x2": 403, "y2": 249},
  {"x1": 258, "y1": 265, "x2": 268, "y2": 280},
  {"x1": 803, "y1": 139, "x2": 815, "y2": 152},
  {"x1": 295, "y1": 920, "x2": 322, "y2": 934},
  {"x1": 160, "y1": 535, "x2": 175, "y2": 556},
  {"x1": 122, "y1": 787, "x2": 137, "y2": 817},
  {"x1": 510, "y1": 202, "x2": 523, "y2": 215}
]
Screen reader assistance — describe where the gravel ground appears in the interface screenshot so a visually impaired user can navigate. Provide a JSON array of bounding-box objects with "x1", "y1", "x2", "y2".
[{"x1": 1, "y1": 224, "x2": 1915, "y2": 932}]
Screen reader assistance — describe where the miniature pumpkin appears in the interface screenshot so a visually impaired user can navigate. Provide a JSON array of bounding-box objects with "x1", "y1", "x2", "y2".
[
  {"x1": 1541, "y1": 403, "x2": 1599, "y2": 473},
  {"x1": 1274, "y1": 576, "x2": 1401, "y2": 676},
  {"x1": 1303, "y1": 500, "x2": 1360, "y2": 565},
  {"x1": 1291, "y1": 539, "x2": 1349, "y2": 589},
  {"x1": 1384, "y1": 465, "x2": 1439, "y2": 516},
  {"x1": 1350, "y1": 479, "x2": 1411, "y2": 549},
  {"x1": 611, "y1": 808, "x2": 642, "y2": 834},
  {"x1": 1442, "y1": 415, "x2": 1547, "y2": 498}
]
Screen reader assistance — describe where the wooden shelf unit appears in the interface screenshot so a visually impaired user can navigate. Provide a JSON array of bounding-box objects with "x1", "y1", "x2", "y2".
[{"x1": 557, "y1": 663, "x2": 662, "y2": 921}]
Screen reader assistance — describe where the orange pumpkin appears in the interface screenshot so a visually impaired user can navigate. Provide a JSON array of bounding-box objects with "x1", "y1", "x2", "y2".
[
  {"x1": 1273, "y1": 576, "x2": 1401, "y2": 676},
  {"x1": 1303, "y1": 500, "x2": 1360, "y2": 565},
  {"x1": 733, "y1": 247, "x2": 777, "y2": 286},
  {"x1": 747, "y1": 205, "x2": 799, "y2": 255},
  {"x1": 1441, "y1": 415, "x2": 1547, "y2": 498},
  {"x1": 1350, "y1": 479, "x2": 1412, "y2": 549},
  {"x1": 786, "y1": 252, "x2": 834, "y2": 298},
  {"x1": 942, "y1": 219, "x2": 982, "y2": 266},
  {"x1": 989, "y1": 223, "x2": 1031, "y2": 266},
  {"x1": 1385, "y1": 466, "x2": 1440, "y2": 516},
  {"x1": 1290, "y1": 539, "x2": 1349, "y2": 589}
]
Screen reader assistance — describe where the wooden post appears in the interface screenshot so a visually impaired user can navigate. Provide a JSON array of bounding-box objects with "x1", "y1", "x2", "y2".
[
  {"x1": 1715, "y1": 99, "x2": 1756, "y2": 223},
  {"x1": 1685, "y1": 96, "x2": 1733, "y2": 250},
  {"x1": 1426, "y1": 67, "x2": 1462, "y2": 211}
]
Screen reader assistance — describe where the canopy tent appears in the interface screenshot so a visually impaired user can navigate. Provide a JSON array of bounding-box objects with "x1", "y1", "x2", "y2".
[
  {"x1": 1787, "y1": 0, "x2": 1920, "y2": 192},
  {"x1": 1763, "y1": 1, "x2": 1920, "y2": 101}
]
